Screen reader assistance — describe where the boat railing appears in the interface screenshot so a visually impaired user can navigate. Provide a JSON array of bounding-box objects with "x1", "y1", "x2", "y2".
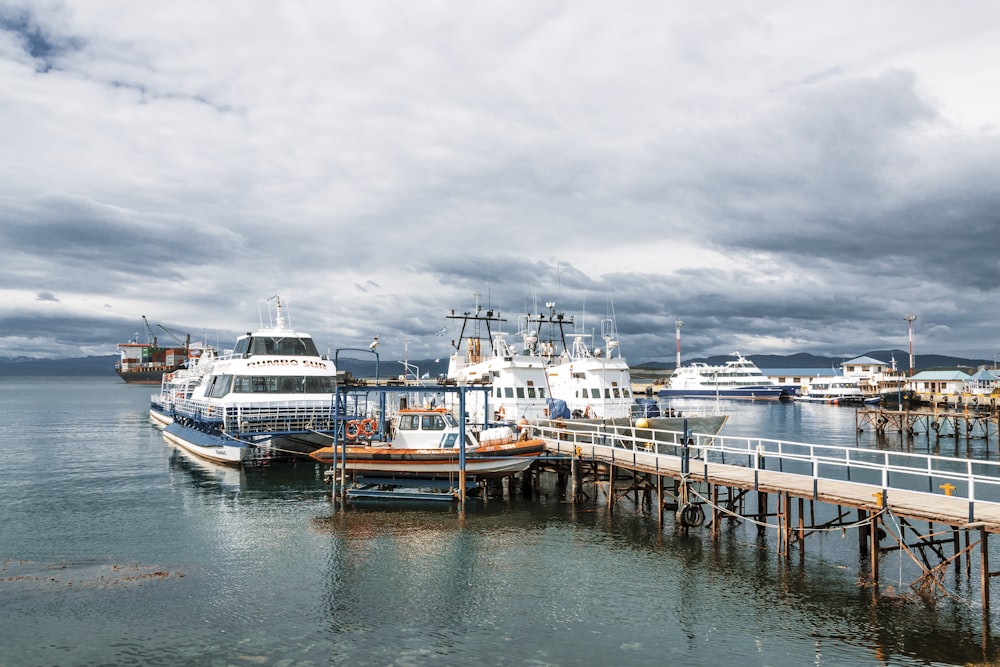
[
  {"x1": 173, "y1": 397, "x2": 337, "y2": 434},
  {"x1": 528, "y1": 420, "x2": 1000, "y2": 510}
]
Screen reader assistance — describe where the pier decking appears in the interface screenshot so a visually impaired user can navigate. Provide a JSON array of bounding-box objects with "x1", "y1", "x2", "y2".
[{"x1": 525, "y1": 419, "x2": 1000, "y2": 623}]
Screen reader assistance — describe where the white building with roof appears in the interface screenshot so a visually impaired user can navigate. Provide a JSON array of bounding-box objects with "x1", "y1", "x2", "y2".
[{"x1": 909, "y1": 370, "x2": 971, "y2": 396}]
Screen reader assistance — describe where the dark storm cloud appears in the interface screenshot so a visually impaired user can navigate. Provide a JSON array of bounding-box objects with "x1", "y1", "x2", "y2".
[{"x1": 0, "y1": 195, "x2": 244, "y2": 288}]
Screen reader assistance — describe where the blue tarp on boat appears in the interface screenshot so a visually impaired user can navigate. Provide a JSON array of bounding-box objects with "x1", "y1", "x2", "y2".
[
  {"x1": 634, "y1": 398, "x2": 661, "y2": 418},
  {"x1": 546, "y1": 398, "x2": 571, "y2": 419}
]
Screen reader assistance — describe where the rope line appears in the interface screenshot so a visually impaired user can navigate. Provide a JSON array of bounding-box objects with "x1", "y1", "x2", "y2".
[{"x1": 687, "y1": 486, "x2": 888, "y2": 532}]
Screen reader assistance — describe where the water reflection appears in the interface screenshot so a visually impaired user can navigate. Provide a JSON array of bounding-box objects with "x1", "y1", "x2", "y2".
[
  {"x1": 166, "y1": 445, "x2": 327, "y2": 500},
  {"x1": 308, "y1": 493, "x2": 998, "y2": 666}
]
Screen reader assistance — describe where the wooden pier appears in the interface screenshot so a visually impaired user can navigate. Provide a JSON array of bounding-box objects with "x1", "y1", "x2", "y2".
[
  {"x1": 524, "y1": 420, "x2": 1000, "y2": 626},
  {"x1": 858, "y1": 405, "x2": 1000, "y2": 442}
]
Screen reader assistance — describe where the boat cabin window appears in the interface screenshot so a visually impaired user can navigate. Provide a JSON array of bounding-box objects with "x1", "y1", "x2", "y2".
[
  {"x1": 516, "y1": 387, "x2": 525, "y2": 398},
  {"x1": 208, "y1": 374, "x2": 232, "y2": 398},
  {"x1": 232, "y1": 375, "x2": 334, "y2": 393},
  {"x1": 397, "y1": 414, "x2": 420, "y2": 431},
  {"x1": 421, "y1": 414, "x2": 447, "y2": 430},
  {"x1": 397, "y1": 412, "x2": 450, "y2": 431},
  {"x1": 245, "y1": 335, "x2": 320, "y2": 357},
  {"x1": 233, "y1": 337, "x2": 251, "y2": 357},
  {"x1": 504, "y1": 387, "x2": 514, "y2": 398},
  {"x1": 304, "y1": 377, "x2": 335, "y2": 393}
]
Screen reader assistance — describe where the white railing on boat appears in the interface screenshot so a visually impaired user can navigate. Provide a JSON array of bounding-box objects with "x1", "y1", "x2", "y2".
[
  {"x1": 173, "y1": 398, "x2": 336, "y2": 434},
  {"x1": 528, "y1": 420, "x2": 1000, "y2": 515}
]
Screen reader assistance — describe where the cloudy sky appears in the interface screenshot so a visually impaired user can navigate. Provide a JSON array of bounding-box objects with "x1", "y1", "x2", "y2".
[{"x1": 2, "y1": 1, "x2": 998, "y2": 366}]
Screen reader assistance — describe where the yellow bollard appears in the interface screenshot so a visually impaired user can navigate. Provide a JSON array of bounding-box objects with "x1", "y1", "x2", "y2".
[
  {"x1": 872, "y1": 492, "x2": 883, "y2": 505},
  {"x1": 940, "y1": 483, "x2": 956, "y2": 496},
  {"x1": 574, "y1": 445, "x2": 581, "y2": 458}
]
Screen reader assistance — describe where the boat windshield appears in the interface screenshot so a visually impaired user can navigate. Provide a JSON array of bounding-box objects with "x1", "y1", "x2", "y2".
[
  {"x1": 231, "y1": 375, "x2": 335, "y2": 393},
  {"x1": 234, "y1": 335, "x2": 320, "y2": 357},
  {"x1": 397, "y1": 412, "x2": 454, "y2": 431}
]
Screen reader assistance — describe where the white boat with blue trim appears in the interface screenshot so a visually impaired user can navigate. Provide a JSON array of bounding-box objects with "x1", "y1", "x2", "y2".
[
  {"x1": 159, "y1": 296, "x2": 338, "y2": 465},
  {"x1": 657, "y1": 352, "x2": 785, "y2": 400}
]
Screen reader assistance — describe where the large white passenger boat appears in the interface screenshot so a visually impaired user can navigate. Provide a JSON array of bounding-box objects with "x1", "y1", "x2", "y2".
[
  {"x1": 159, "y1": 296, "x2": 338, "y2": 465},
  {"x1": 657, "y1": 352, "x2": 785, "y2": 400}
]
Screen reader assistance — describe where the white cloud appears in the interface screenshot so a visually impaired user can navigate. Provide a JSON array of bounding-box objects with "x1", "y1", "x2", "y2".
[{"x1": 0, "y1": 1, "x2": 998, "y2": 362}]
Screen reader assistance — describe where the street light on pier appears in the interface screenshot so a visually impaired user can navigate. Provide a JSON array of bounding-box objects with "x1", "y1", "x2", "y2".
[
  {"x1": 904, "y1": 315, "x2": 916, "y2": 377},
  {"x1": 675, "y1": 320, "x2": 683, "y2": 370}
]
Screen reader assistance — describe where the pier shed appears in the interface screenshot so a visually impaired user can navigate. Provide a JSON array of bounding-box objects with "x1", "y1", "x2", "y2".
[{"x1": 911, "y1": 370, "x2": 971, "y2": 397}]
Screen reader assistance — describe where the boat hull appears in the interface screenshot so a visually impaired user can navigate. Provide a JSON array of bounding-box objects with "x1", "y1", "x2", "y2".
[
  {"x1": 656, "y1": 387, "x2": 784, "y2": 400},
  {"x1": 309, "y1": 439, "x2": 543, "y2": 477},
  {"x1": 149, "y1": 407, "x2": 172, "y2": 427},
  {"x1": 555, "y1": 414, "x2": 729, "y2": 436},
  {"x1": 163, "y1": 422, "x2": 249, "y2": 465},
  {"x1": 116, "y1": 366, "x2": 184, "y2": 384},
  {"x1": 162, "y1": 422, "x2": 332, "y2": 465},
  {"x1": 796, "y1": 396, "x2": 863, "y2": 405}
]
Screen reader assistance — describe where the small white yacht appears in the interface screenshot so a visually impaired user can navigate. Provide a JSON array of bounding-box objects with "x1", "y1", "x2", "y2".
[{"x1": 797, "y1": 376, "x2": 867, "y2": 405}]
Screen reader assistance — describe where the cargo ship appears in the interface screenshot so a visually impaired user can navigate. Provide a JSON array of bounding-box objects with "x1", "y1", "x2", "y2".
[{"x1": 115, "y1": 316, "x2": 194, "y2": 384}]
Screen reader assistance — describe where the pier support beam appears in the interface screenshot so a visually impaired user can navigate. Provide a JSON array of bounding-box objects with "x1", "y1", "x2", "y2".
[
  {"x1": 870, "y1": 511, "x2": 881, "y2": 586},
  {"x1": 982, "y1": 529, "x2": 991, "y2": 619}
]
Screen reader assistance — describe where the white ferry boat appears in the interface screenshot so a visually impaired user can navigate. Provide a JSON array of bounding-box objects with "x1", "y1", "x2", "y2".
[
  {"x1": 657, "y1": 352, "x2": 785, "y2": 400},
  {"x1": 160, "y1": 296, "x2": 338, "y2": 464}
]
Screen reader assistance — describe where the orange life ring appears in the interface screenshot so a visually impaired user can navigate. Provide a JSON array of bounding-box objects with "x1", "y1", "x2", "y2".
[
  {"x1": 360, "y1": 418, "x2": 377, "y2": 436},
  {"x1": 345, "y1": 420, "x2": 361, "y2": 440}
]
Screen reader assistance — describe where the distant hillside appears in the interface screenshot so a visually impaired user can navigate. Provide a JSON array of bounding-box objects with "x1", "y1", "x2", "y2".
[
  {"x1": 634, "y1": 349, "x2": 996, "y2": 372},
  {"x1": 0, "y1": 354, "x2": 451, "y2": 380},
  {"x1": 0, "y1": 355, "x2": 118, "y2": 376},
  {"x1": 2, "y1": 351, "x2": 992, "y2": 378}
]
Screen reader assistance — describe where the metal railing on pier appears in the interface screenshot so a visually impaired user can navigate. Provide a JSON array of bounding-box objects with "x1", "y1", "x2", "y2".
[{"x1": 528, "y1": 419, "x2": 1000, "y2": 524}]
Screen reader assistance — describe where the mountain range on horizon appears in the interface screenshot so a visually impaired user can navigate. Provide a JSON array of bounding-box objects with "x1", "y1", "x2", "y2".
[{"x1": 1, "y1": 349, "x2": 996, "y2": 378}]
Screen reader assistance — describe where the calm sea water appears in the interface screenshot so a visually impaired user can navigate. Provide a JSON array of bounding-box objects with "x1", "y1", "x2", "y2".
[{"x1": 2, "y1": 377, "x2": 999, "y2": 666}]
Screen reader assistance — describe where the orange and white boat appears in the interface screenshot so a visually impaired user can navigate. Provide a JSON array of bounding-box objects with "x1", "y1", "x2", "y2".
[{"x1": 309, "y1": 407, "x2": 544, "y2": 478}]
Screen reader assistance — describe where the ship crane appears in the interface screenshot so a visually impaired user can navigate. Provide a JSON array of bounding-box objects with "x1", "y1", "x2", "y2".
[
  {"x1": 141, "y1": 315, "x2": 158, "y2": 347},
  {"x1": 156, "y1": 322, "x2": 191, "y2": 350}
]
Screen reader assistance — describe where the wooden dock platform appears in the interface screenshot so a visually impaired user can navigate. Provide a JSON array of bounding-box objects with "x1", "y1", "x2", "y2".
[
  {"x1": 525, "y1": 419, "x2": 1000, "y2": 624},
  {"x1": 857, "y1": 406, "x2": 1000, "y2": 441}
]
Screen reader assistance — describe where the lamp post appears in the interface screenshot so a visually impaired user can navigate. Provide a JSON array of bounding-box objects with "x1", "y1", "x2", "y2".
[
  {"x1": 675, "y1": 320, "x2": 683, "y2": 370},
  {"x1": 904, "y1": 315, "x2": 916, "y2": 377}
]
